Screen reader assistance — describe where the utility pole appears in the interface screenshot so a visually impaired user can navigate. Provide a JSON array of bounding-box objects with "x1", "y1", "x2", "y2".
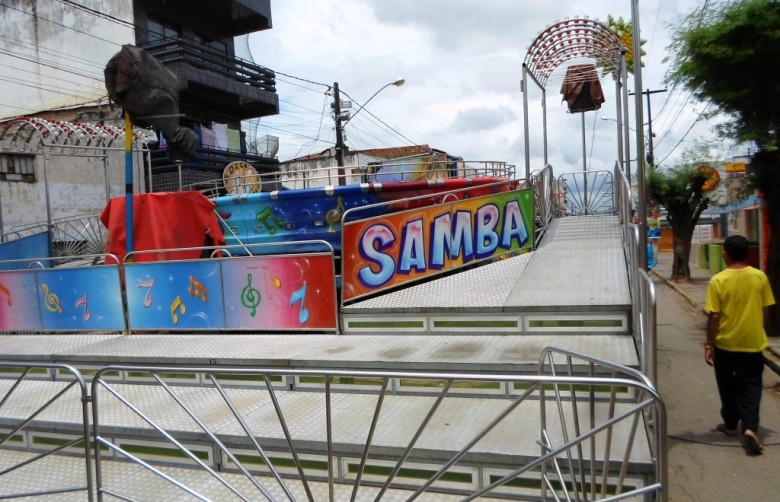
[
  {"x1": 630, "y1": 88, "x2": 666, "y2": 166},
  {"x1": 332, "y1": 81, "x2": 347, "y2": 185}
]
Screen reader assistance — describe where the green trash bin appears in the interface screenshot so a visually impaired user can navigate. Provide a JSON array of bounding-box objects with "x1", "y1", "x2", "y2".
[
  {"x1": 699, "y1": 243, "x2": 709, "y2": 269},
  {"x1": 709, "y1": 243, "x2": 723, "y2": 273}
]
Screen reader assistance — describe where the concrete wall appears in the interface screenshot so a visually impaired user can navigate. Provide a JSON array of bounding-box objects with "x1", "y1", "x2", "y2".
[
  {"x1": 0, "y1": 0, "x2": 135, "y2": 120},
  {"x1": 1, "y1": 146, "x2": 147, "y2": 232}
]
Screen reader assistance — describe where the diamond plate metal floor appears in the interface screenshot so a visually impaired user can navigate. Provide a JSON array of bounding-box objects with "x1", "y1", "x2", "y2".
[
  {"x1": 0, "y1": 333, "x2": 638, "y2": 371},
  {"x1": 0, "y1": 450, "x2": 510, "y2": 501},
  {"x1": 0, "y1": 216, "x2": 637, "y2": 368},
  {"x1": 342, "y1": 215, "x2": 632, "y2": 334}
]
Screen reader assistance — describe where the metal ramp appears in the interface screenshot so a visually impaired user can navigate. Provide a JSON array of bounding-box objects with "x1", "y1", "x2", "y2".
[
  {"x1": 342, "y1": 216, "x2": 632, "y2": 339},
  {"x1": 0, "y1": 166, "x2": 662, "y2": 499}
]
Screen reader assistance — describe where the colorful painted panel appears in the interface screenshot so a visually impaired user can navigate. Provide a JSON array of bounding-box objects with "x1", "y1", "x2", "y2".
[
  {"x1": 0, "y1": 270, "x2": 43, "y2": 331},
  {"x1": 221, "y1": 254, "x2": 337, "y2": 330},
  {"x1": 1, "y1": 267, "x2": 125, "y2": 332},
  {"x1": 125, "y1": 261, "x2": 224, "y2": 330},
  {"x1": 36, "y1": 268, "x2": 125, "y2": 331},
  {"x1": 341, "y1": 188, "x2": 534, "y2": 301},
  {"x1": 214, "y1": 178, "x2": 516, "y2": 255}
]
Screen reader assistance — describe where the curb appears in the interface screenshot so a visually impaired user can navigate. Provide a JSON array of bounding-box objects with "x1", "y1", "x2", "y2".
[{"x1": 649, "y1": 269, "x2": 707, "y2": 315}]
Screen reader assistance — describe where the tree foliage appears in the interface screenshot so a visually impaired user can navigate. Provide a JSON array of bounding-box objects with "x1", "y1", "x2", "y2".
[
  {"x1": 599, "y1": 15, "x2": 646, "y2": 77},
  {"x1": 665, "y1": 0, "x2": 780, "y2": 333},
  {"x1": 665, "y1": 0, "x2": 780, "y2": 148},
  {"x1": 646, "y1": 164, "x2": 715, "y2": 281}
]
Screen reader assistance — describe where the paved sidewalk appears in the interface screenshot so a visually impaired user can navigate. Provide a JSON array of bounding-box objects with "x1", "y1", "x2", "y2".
[
  {"x1": 650, "y1": 251, "x2": 780, "y2": 374},
  {"x1": 653, "y1": 269, "x2": 780, "y2": 500}
]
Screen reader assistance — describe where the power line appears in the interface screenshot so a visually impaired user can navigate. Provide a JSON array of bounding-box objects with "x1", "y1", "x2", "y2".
[
  {"x1": 339, "y1": 89, "x2": 416, "y2": 146},
  {"x1": 0, "y1": 1, "x2": 122, "y2": 48},
  {"x1": 272, "y1": 70, "x2": 328, "y2": 90},
  {"x1": 0, "y1": 33, "x2": 107, "y2": 72},
  {"x1": 54, "y1": 0, "x2": 136, "y2": 30},
  {"x1": 0, "y1": 61, "x2": 104, "y2": 95},
  {"x1": 0, "y1": 74, "x2": 102, "y2": 101},
  {"x1": 655, "y1": 101, "x2": 711, "y2": 165},
  {"x1": 0, "y1": 46, "x2": 104, "y2": 83}
]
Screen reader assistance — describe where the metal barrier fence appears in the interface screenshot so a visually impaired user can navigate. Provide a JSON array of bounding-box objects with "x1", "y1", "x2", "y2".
[
  {"x1": 538, "y1": 347, "x2": 666, "y2": 501},
  {"x1": 530, "y1": 164, "x2": 555, "y2": 247},
  {"x1": 614, "y1": 163, "x2": 658, "y2": 386},
  {"x1": 557, "y1": 169, "x2": 616, "y2": 216},
  {"x1": 0, "y1": 213, "x2": 106, "y2": 262},
  {"x1": 0, "y1": 362, "x2": 94, "y2": 501},
  {"x1": 85, "y1": 357, "x2": 663, "y2": 501},
  {"x1": 0, "y1": 356, "x2": 664, "y2": 500}
]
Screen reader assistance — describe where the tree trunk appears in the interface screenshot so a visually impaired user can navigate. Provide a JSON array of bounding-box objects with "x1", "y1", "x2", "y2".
[
  {"x1": 668, "y1": 206, "x2": 699, "y2": 282},
  {"x1": 671, "y1": 228, "x2": 693, "y2": 281}
]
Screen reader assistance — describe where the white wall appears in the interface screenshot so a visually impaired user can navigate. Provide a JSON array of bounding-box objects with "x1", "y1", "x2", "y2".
[
  {"x1": 0, "y1": 0, "x2": 135, "y2": 120},
  {"x1": 1, "y1": 146, "x2": 147, "y2": 231}
]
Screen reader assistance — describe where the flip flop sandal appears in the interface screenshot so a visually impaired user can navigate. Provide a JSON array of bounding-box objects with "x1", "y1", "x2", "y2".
[
  {"x1": 715, "y1": 424, "x2": 738, "y2": 436},
  {"x1": 743, "y1": 433, "x2": 764, "y2": 455}
]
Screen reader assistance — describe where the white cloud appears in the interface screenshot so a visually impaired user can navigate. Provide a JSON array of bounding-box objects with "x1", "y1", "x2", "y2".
[{"x1": 247, "y1": 0, "x2": 736, "y2": 175}]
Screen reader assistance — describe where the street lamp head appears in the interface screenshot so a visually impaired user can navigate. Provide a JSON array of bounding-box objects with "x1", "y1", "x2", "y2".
[{"x1": 340, "y1": 78, "x2": 406, "y2": 127}]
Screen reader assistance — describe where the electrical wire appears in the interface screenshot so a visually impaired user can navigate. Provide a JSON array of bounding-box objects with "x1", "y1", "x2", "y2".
[
  {"x1": 0, "y1": 1, "x2": 122, "y2": 48},
  {"x1": 655, "y1": 101, "x2": 711, "y2": 165},
  {"x1": 648, "y1": 0, "x2": 713, "y2": 163},
  {"x1": 2, "y1": 1, "x2": 411, "y2": 159}
]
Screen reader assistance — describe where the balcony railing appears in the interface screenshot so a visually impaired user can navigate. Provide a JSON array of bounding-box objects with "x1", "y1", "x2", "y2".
[{"x1": 141, "y1": 37, "x2": 276, "y2": 93}]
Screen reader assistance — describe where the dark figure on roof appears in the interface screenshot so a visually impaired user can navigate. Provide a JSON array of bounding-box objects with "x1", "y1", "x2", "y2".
[
  {"x1": 104, "y1": 44, "x2": 197, "y2": 162},
  {"x1": 560, "y1": 64, "x2": 605, "y2": 113}
]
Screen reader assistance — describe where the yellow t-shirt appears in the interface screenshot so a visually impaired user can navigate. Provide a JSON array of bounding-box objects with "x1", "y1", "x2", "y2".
[{"x1": 705, "y1": 266, "x2": 775, "y2": 352}]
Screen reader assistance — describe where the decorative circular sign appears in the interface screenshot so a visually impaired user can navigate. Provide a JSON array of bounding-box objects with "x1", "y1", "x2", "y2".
[{"x1": 223, "y1": 161, "x2": 260, "y2": 194}]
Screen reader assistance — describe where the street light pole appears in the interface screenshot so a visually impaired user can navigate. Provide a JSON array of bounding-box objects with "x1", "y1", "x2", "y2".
[{"x1": 332, "y1": 77, "x2": 405, "y2": 186}]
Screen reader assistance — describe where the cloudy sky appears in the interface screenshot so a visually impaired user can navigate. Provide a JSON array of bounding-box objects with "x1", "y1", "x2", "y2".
[{"x1": 243, "y1": 0, "x2": 739, "y2": 177}]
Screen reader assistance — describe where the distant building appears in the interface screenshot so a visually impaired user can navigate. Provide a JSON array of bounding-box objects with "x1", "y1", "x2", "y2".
[
  {"x1": 0, "y1": 0, "x2": 279, "y2": 233},
  {"x1": 280, "y1": 145, "x2": 463, "y2": 188}
]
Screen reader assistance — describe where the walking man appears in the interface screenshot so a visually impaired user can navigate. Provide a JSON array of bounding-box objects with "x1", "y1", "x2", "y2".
[{"x1": 704, "y1": 234, "x2": 775, "y2": 455}]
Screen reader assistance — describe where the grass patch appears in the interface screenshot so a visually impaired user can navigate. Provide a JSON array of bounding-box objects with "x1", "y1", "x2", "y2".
[
  {"x1": 347, "y1": 320, "x2": 424, "y2": 329},
  {"x1": 433, "y1": 320, "x2": 517, "y2": 328},
  {"x1": 529, "y1": 319, "x2": 623, "y2": 328}
]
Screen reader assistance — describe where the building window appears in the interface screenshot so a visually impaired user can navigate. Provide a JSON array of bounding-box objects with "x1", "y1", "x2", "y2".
[
  {"x1": 147, "y1": 15, "x2": 181, "y2": 43},
  {"x1": 193, "y1": 33, "x2": 228, "y2": 55},
  {"x1": 0, "y1": 153, "x2": 36, "y2": 182}
]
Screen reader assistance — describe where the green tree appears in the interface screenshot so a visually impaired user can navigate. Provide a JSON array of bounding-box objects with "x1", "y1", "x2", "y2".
[
  {"x1": 596, "y1": 15, "x2": 646, "y2": 79},
  {"x1": 665, "y1": 0, "x2": 780, "y2": 334},
  {"x1": 604, "y1": 15, "x2": 645, "y2": 75},
  {"x1": 647, "y1": 164, "x2": 715, "y2": 281}
]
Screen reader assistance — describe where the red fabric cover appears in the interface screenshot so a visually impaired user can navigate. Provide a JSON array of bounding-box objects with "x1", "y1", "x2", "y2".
[
  {"x1": 560, "y1": 64, "x2": 605, "y2": 112},
  {"x1": 100, "y1": 192, "x2": 225, "y2": 262}
]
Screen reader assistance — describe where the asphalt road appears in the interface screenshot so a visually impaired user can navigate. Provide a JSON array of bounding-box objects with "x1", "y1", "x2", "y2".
[{"x1": 655, "y1": 275, "x2": 780, "y2": 501}]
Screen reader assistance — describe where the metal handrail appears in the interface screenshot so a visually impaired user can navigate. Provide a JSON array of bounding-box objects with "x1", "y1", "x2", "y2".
[
  {"x1": 0, "y1": 213, "x2": 106, "y2": 262},
  {"x1": 531, "y1": 164, "x2": 555, "y2": 247},
  {"x1": 537, "y1": 347, "x2": 666, "y2": 502},
  {"x1": 557, "y1": 169, "x2": 616, "y2": 216},
  {"x1": 180, "y1": 159, "x2": 516, "y2": 196},
  {"x1": 140, "y1": 37, "x2": 276, "y2": 93}
]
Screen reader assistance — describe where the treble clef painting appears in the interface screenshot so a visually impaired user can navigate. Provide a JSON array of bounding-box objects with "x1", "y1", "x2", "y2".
[
  {"x1": 40, "y1": 283, "x2": 62, "y2": 314},
  {"x1": 241, "y1": 273, "x2": 261, "y2": 317}
]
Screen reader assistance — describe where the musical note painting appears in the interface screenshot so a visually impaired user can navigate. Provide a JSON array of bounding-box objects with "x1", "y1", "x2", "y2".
[
  {"x1": 125, "y1": 261, "x2": 224, "y2": 330},
  {"x1": 0, "y1": 268, "x2": 124, "y2": 331},
  {"x1": 0, "y1": 271, "x2": 42, "y2": 331},
  {"x1": 221, "y1": 254, "x2": 336, "y2": 330}
]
